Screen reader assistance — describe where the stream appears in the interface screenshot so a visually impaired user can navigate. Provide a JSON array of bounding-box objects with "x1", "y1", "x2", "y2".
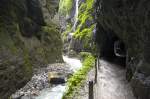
[
  {"x1": 35, "y1": 85, "x2": 66, "y2": 99},
  {"x1": 12, "y1": 0, "x2": 81, "y2": 98},
  {"x1": 63, "y1": 56, "x2": 82, "y2": 72},
  {"x1": 40, "y1": 0, "x2": 81, "y2": 98},
  {"x1": 72, "y1": 0, "x2": 79, "y2": 31},
  {"x1": 12, "y1": 56, "x2": 82, "y2": 99},
  {"x1": 35, "y1": 56, "x2": 82, "y2": 99}
]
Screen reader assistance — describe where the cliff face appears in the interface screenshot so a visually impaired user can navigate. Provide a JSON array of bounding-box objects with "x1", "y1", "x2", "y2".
[
  {"x1": 0, "y1": 0, "x2": 62, "y2": 98},
  {"x1": 60, "y1": 0, "x2": 95, "y2": 54},
  {"x1": 95, "y1": 0, "x2": 150, "y2": 99},
  {"x1": 71, "y1": 0, "x2": 95, "y2": 52}
]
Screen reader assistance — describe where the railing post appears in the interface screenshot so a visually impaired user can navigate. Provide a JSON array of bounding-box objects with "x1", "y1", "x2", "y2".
[
  {"x1": 89, "y1": 81, "x2": 94, "y2": 99},
  {"x1": 95, "y1": 58, "x2": 97, "y2": 83},
  {"x1": 97, "y1": 55, "x2": 100, "y2": 70}
]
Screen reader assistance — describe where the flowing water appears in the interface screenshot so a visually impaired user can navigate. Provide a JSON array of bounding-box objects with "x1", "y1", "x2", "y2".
[
  {"x1": 35, "y1": 85, "x2": 66, "y2": 99},
  {"x1": 63, "y1": 56, "x2": 82, "y2": 72},
  {"x1": 35, "y1": 56, "x2": 82, "y2": 99},
  {"x1": 95, "y1": 59, "x2": 136, "y2": 99},
  {"x1": 72, "y1": 0, "x2": 79, "y2": 31},
  {"x1": 12, "y1": 56, "x2": 82, "y2": 99},
  {"x1": 13, "y1": 0, "x2": 81, "y2": 97}
]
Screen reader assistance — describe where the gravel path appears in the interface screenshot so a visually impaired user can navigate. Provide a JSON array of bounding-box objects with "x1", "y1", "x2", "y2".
[{"x1": 95, "y1": 59, "x2": 136, "y2": 99}]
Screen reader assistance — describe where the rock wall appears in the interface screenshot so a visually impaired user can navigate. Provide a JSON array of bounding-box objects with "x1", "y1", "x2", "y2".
[
  {"x1": 72, "y1": 0, "x2": 95, "y2": 52},
  {"x1": 0, "y1": 0, "x2": 62, "y2": 98},
  {"x1": 95, "y1": 0, "x2": 150, "y2": 99},
  {"x1": 61, "y1": 0, "x2": 95, "y2": 54}
]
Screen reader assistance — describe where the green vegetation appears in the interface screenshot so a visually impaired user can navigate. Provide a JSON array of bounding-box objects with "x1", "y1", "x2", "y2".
[
  {"x1": 0, "y1": 0, "x2": 64, "y2": 98},
  {"x1": 79, "y1": 52, "x2": 92, "y2": 59},
  {"x1": 62, "y1": 52, "x2": 95, "y2": 99},
  {"x1": 74, "y1": 24, "x2": 95, "y2": 39},
  {"x1": 38, "y1": 24, "x2": 63, "y2": 63},
  {"x1": 59, "y1": 0, "x2": 73, "y2": 16},
  {"x1": 61, "y1": 0, "x2": 95, "y2": 51},
  {"x1": 0, "y1": 22, "x2": 33, "y2": 77},
  {"x1": 23, "y1": 48, "x2": 33, "y2": 77},
  {"x1": 73, "y1": 0, "x2": 95, "y2": 50},
  {"x1": 62, "y1": 24, "x2": 72, "y2": 42},
  {"x1": 74, "y1": 0, "x2": 95, "y2": 39},
  {"x1": 0, "y1": 22, "x2": 19, "y2": 53}
]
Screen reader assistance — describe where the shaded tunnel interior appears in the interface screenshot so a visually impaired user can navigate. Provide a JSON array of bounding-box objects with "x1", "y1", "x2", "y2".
[{"x1": 95, "y1": 26, "x2": 126, "y2": 66}]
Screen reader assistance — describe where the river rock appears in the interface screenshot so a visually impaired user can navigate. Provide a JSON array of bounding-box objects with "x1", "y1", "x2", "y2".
[
  {"x1": 48, "y1": 72, "x2": 66, "y2": 84},
  {"x1": 50, "y1": 77, "x2": 66, "y2": 84},
  {"x1": 11, "y1": 63, "x2": 72, "y2": 98},
  {"x1": 68, "y1": 50, "x2": 77, "y2": 57}
]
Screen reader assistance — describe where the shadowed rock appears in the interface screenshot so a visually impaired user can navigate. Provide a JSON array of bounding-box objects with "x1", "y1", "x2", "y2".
[
  {"x1": 95, "y1": 0, "x2": 150, "y2": 99},
  {"x1": 50, "y1": 78, "x2": 66, "y2": 84},
  {"x1": 0, "y1": 0, "x2": 62, "y2": 98}
]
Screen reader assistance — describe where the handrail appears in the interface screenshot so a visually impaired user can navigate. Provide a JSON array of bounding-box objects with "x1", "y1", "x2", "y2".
[{"x1": 89, "y1": 81, "x2": 94, "y2": 99}]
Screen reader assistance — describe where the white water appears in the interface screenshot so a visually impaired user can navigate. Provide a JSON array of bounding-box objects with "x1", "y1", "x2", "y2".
[
  {"x1": 63, "y1": 56, "x2": 82, "y2": 72},
  {"x1": 95, "y1": 60, "x2": 136, "y2": 99},
  {"x1": 35, "y1": 56, "x2": 82, "y2": 99},
  {"x1": 36, "y1": 85, "x2": 66, "y2": 99},
  {"x1": 72, "y1": 0, "x2": 79, "y2": 31}
]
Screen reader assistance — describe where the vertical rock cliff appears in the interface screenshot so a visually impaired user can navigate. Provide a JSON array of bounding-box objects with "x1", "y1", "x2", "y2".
[
  {"x1": 95, "y1": 0, "x2": 150, "y2": 99},
  {"x1": 60, "y1": 0, "x2": 95, "y2": 54},
  {"x1": 0, "y1": 0, "x2": 62, "y2": 98}
]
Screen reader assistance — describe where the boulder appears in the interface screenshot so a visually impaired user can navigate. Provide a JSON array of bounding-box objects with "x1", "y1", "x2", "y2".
[
  {"x1": 50, "y1": 78, "x2": 66, "y2": 84},
  {"x1": 48, "y1": 72, "x2": 66, "y2": 84}
]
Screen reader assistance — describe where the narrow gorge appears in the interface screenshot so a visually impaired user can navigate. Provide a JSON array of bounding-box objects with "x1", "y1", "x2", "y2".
[{"x1": 0, "y1": 0, "x2": 150, "y2": 99}]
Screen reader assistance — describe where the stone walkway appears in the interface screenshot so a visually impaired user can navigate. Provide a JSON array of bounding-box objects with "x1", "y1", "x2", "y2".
[{"x1": 95, "y1": 59, "x2": 136, "y2": 99}]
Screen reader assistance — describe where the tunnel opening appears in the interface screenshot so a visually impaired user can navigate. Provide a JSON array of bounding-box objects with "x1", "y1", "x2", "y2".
[
  {"x1": 94, "y1": 26, "x2": 137, "y2": 99},
  {"x1": 96, "y1": 26, "x2": 126, "y2": 66}
]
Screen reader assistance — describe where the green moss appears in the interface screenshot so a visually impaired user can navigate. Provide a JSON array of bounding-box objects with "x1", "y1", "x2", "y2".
[
  {"x1": 42, "y1": 23, "x2": 60, "y2": 34},
  {"x1": 59, "y1": 0, "x2": 73, "y2": 16},
  {"x1": 41, "y1": 25, "x2": 63, "y2": 63},
  {"x1": 79, "y1": 52, "x2": 92, "y2": 59},
  {"x1": 74, "y1": 24, "x2": 95, "y2": 50},
  {"x1": 61, "y1": 0, "x2": 95, "y2": 38},
  {"x1": 74, "y1": 24, "x2": 95, "y2": 39},
  {"x1": 62, "y1": 24, "x2": 72, "y2": 42},
  {"x1": 62, "y1": 0, "x2": 95, "y2": 51},
  {"x1": 78, "y1": 0, "x2": 94, "y2": 26},
  {"x1": 0, "y1": 23, "x2": 21, "y2": 54},
  {"x1": 45, "y1": 0, "x2": 59, "y2": 14},
  {"x1": 0, "y1": 25, "x2": 32, "y2": 80},
  {"x1": 42, "y1": 25, "x2": 62, "y2": 45},
  {"x1": 62, "y1": 53, "x2": 95, "y2": 99},
  {"x1": 23, "y1": 48, "x2": 33, "y2": 77}
]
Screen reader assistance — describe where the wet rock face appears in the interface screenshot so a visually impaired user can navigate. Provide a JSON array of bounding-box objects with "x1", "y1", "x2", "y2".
[
  {"x1": 0, "y1": 0, "x2": 62, "y2": 98},
  {"x1": 95, "y1": 0, "x2": 150, "y2": 99},
  {"x1": 39, "y1": 0, "x2": 60, "y2": 22}
]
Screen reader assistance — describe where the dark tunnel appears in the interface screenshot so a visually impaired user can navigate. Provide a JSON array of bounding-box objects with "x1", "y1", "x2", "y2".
[{"x1": 95, "y1": 25, "x2": 126, "y2": 66}]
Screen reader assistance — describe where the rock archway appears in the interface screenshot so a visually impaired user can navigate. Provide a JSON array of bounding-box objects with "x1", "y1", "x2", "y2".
[{"x1": 95, "y1": 25, "x2": 126, "y2": 65}]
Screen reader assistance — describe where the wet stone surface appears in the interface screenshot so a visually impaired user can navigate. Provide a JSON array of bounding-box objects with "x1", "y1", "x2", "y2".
[{"x1": 11, "y1": 63, "x2": 73, "y2": 99}]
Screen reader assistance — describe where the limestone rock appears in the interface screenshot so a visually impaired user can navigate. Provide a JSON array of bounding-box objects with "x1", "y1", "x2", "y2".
[
  {"x1": 95, "y1": 0, "x2": 150, "y2": 98},
  {"x1": 48, "y1": 72, "x2": 66, "y2": 84},
  {"x1": 0, "y1": 0, "x2": 62, "y2": 98}
]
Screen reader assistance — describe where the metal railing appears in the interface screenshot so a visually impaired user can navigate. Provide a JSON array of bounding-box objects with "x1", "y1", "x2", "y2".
[{"x1": 88, "y1": 55, "x2": 100, "y2": 99}]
